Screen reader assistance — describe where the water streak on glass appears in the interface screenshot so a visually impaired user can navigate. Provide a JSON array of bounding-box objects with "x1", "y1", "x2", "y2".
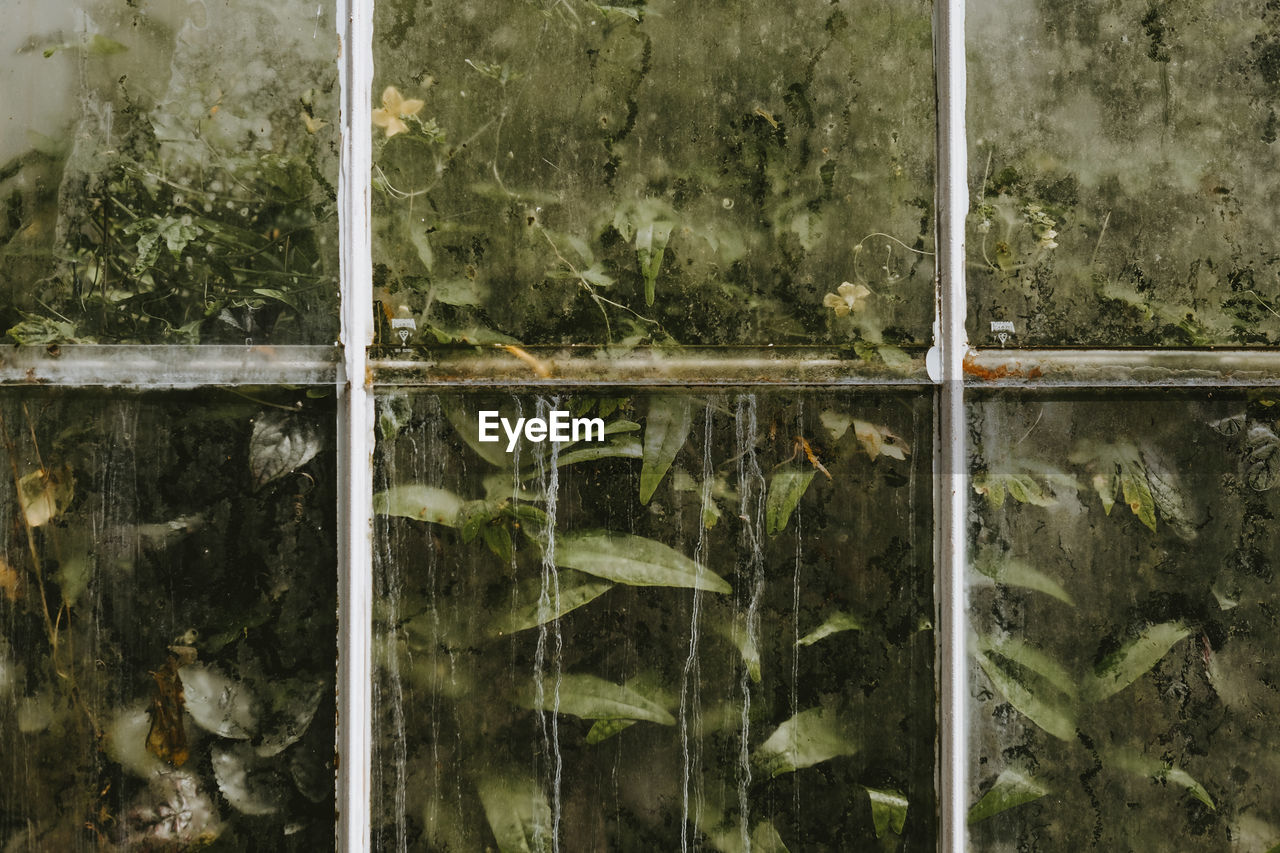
[{"x1": 372, "y1": 388, "x2": 936, "y2": 850}]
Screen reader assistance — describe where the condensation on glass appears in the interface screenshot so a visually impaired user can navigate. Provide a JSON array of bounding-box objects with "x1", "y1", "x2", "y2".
[
  {"x1": 967, "y1": 0, "x2": 1280, "y2": 347},
  {"x1": 372, "y1": 388, "x2": 936, "y2": 851},
  {"x1": 370, "y1": 0, "x2": 935, "y2": 354},
  {"x1": 0, "y1": 390, "x2": 337, "y2": 848},
  {"x1": 0, "y1": 0, "x2": 340, "y2": 345},
  {"x1": 967, "y1": 391, "x2": 1280, "y2": 849}
]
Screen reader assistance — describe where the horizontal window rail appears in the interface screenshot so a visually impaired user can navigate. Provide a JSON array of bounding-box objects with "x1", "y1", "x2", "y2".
[{"x1": 0, "y1": 345, "x2": 341, "y2": 387}]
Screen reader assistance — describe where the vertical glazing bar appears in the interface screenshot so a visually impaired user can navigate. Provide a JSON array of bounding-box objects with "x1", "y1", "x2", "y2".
[
  {"x1": 935, "y1": 0, "x2": 969, "y2": 849},
  {"x1": 337, "y1": 0, "x2": 375, "y2": 847}
]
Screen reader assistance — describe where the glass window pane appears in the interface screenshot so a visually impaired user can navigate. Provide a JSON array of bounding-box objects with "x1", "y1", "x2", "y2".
[
  {"x1": 371, "y1": 2, "x2": 936, "y2": 352},
  {"x1": 967, "y1": 391, "x2": 1277, "y2": 847},
  {"x1": 1, "y1": 0, "x2": 340, "y2": 344},
  {"x1": 967, "y1": 1, "x2": 1280, "y2": 347},
  {"x1": 0, "y1": 390, "x2": 336, "y2": 847},
  {"x1": 373, "y1": 388, "x2": 936, "y2": 849}
]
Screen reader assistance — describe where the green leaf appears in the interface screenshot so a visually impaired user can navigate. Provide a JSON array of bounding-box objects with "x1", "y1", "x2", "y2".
[
  {"x1": 546, "y1": 436, "x2": 642, "y2": 472},
  {"x1": 429, "y1": 277, "x2": 484, "y2": 307},
  {"x1": 1004, "y1": 473, "x2": 1056, "y2": 507},
  {"x1": 864, "y1": 787, "x2": 908, "y2": 838},
  {"x1": 443, "y1": 403, "x2": 511, "y2": 467},
  {"x1": 554, "y1": 531, "x2": 730, "y2": 593},
  {"x1": 765, "y1": 465, "x2": 816, "y2": 535},
  {"x1": 1120, "y1": 462, "x2": 1157, "y2": 532},
  {"x1": 977, "y1": 635, "x2": 1078, "y2": 701},
  {"x1": 796, "y1": 611, "x2": 863, "y2": 646},
  {"x1": 819, "y1": 411, "x2": 853, "y2": 441},
  {"x1": 1088, "y1": 622, "x2": 1192, "y2": 702},
  {"x1": 972, "y1": 554, "x2": 1075, "y2": 606},
  {"x1": 373, "y1": 485, "x2": 465, "y2": 526},
  {"x1": 972, "y1": 473, "x2": 1006, "y2": 509},
  {"x1": 1092, "y1": 471, "x2": 1118, "y2": 515},
  {"x1": 640, "y1": 398, "x2": 692, "y2": 504},
  {"x1": 636, "y1": 221, "x2": 674, "y2": 306},
  {"x1": 475, "y1": 773, "x2": 553, "y2": 853},
  {"x1": 585, "y1": 718, "x2": 637, "y2": 744},
  {"x1": 719, "y1": 614, "x2": 761, "y2": 683},
  {"x1": 592, "y1": 4, "x2": 644, "y2": 21},
  {"x1": 490, "y1": 571, "x2": 613, "y2": 636},
  {"x1": 1106, "y1": 749, "x2": 1215, "y2": 810},
  {"x1": 482, "y1": 524, "x2": 514, "y2": 561},
  {"x1": 876, "y1": 344, "x2": 914, "y2": 369},
  {"x1": 967, "y1": 769, "x2": 1049, "y2": 824},
  {"x1": 521, "y1": 673, "x2": 674, "y2": 725},
  {"x1": 974, "y1": 647, "x2": 1076, "y2": 740},
  {"x1": 752, "y1": 707, "x2": 858, "y2": 778}
]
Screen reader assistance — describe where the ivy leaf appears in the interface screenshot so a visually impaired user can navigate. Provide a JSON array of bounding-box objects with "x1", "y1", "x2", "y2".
[
  {"x1": 974, "y1": 646, "x2": 1076, "y2": 740},
  {"x1": 1141, "y1": 448, "x2": 1197, "y2": 539},
  {"x1": 852, "y1": 420, "x2": 910, "y2": 460},
  {"x1": 1087, "y1": 622, "x2": 1192, "y2": 702},
  {"x1": 967, "y1": 769, "x2": 1049, "y2": 824},
  {"x1": 1208, "y1": 413, "x2": 1245, "y2": 437},
  {"x1": 796, "y1": 611, "x2": 863, "y2": 646},
  {"x1": 180, "y1": 664, "x2": 256, "y2": 740},
  {"x1": 1106, "y1": 749, "x2": 1215, "y2": 810},
  {"x1": 476, "y1": 772, "x2": 553, "y2": 853},
  {"x1": 639, "y1": 397, "x2": 692, "y2": 504},
  {"x1": 249, "y1": 410, "x2": 322, "y2": 490},
  {"x1": 1246, "y1": 425, "x2": 1280, "y2": 491},
  {"x1": 211, "y1": 743, "x2": 287, "y2": 816},
  {"x1": 554, "y1": 531, "x2": 730, "y2": 593},
  {"x1": 520, "y1": 673, "x2": 674, "y2": 725},
  {"x1": 972, "y1": 553, "x2": 1074, "y2": 607},
  {"x1": 17, "y1": 465, "x2": 74, "y2": 528},
  {"x1": 752, "y1": 707, "x2": 858, "y2": 778},
  {"x1": 373, "y1": 485, "x2": 465, "y2": 526},
  {"x1": 864, "y1": 787, "x2": 908, "y2": 838},
  {"x1": 765, "y1": 465, "x2": 816, "y2": 535},
  {"x1": 819, "y1": 411, "x2": 854, "y2": 441},
  {"x1": 489, "y1": 571, "x2": 613, "y2": 636}
]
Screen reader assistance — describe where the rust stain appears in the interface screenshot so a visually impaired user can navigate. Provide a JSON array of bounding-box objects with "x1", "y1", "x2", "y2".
[
  {"x1": 962, "y1": 352, "x2": 1043, "y2": 381},
  {"x1": 498, "y1": 345, "x2": 553, "y2": 379}
]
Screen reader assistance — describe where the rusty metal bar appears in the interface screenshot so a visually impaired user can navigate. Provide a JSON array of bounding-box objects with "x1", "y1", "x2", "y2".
[{"x1": 963, "y1": 348, "x2": 1280, "y2": 387}]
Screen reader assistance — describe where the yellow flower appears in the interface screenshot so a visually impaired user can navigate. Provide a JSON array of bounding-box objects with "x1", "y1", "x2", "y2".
[
  {"x1": 372, "y1": 86, "x2": 424, "y2": 138},
  {"x1": 822, "y1": 281, "x2": 871, "y2": 317}
]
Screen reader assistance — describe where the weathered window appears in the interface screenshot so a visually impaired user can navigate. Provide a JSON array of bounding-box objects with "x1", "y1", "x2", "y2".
[{"x1": 3, "y1": 0, "x2": 1278, "y2": 850}]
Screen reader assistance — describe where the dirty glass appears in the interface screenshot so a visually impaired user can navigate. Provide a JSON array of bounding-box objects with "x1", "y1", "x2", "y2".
[
  {"x1": 0, "y1": 0, "x2": 340, "y2": 345},
  {"x1": 967, "y1": 391, "x2": 1280, "y2": 849},
  {"x1": 967, "y1": 0, "x2": 1280, "y2": 347},
  {"x1": 0, "y1": 390, "x2": 336, "y2": 848},
  {"x1": 371, "y1": 0, "x2": 935, "y2": 355},
  {"x1": 372, "y1": 389, "x2": 936, "y2": 850}
]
